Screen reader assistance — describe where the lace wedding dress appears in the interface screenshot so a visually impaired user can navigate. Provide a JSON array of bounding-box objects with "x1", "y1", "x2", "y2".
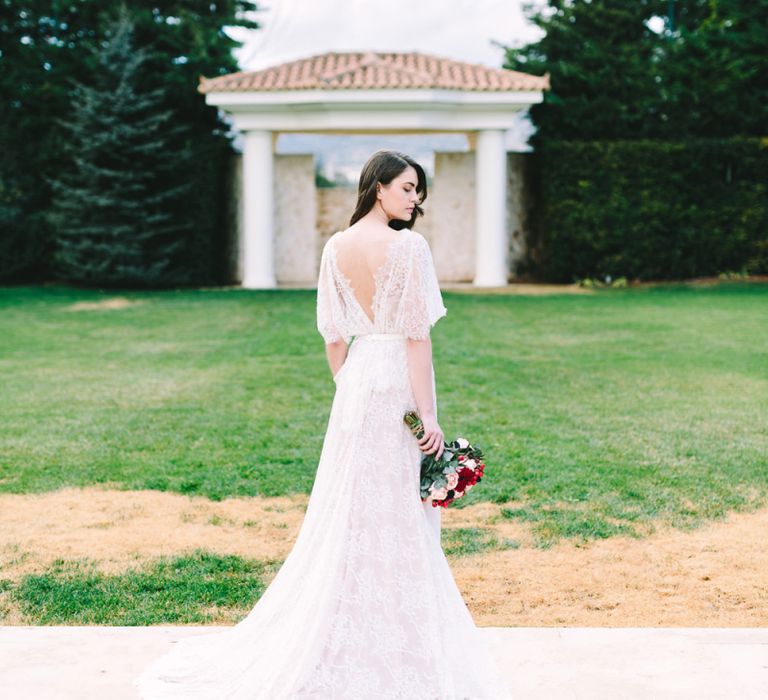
[{"x1": 134, "y1": 228, "x2": 512, "y2": 699}]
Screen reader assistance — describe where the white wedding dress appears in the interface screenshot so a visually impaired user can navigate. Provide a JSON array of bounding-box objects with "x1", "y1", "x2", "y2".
[{"x1": 134, "y1": 228, "x2": 512, "y2": 699}]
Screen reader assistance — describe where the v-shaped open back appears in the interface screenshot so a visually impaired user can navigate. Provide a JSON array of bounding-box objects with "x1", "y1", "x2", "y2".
[
  {"x1": 329, "y1": 231, "x2": 409, "y2": 326},
  {"x1": 317, "y1": 227, "x2": 448, "y2": 343}
]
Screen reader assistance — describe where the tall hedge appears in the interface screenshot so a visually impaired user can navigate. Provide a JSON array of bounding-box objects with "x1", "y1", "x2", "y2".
[{"x1": 522, "y1": 137, "x2": 768, "y2": 282}]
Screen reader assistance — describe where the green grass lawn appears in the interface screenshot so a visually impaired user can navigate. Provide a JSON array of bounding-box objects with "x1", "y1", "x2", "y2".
[
  {"x1": 2, "y1": 283, "x2": 767, "y2": 546},
  {"x1": 7, "y1": 550, "x2": 276, "y2": 625}
]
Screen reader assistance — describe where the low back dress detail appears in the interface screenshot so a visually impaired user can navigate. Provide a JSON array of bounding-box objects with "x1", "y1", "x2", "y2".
[{"x1": 134, "y1": 228, "x2": 513, "y2": 699}]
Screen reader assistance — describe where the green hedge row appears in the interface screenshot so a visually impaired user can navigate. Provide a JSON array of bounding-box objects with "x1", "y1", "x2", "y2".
[{"x1": 522, "y1": 137, "x2": 768, "y2": 282}]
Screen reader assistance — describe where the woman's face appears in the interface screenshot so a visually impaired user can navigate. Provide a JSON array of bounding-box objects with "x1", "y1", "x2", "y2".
[{"x1": 378, "y1": 166, "x2": 420, "y2": 221}]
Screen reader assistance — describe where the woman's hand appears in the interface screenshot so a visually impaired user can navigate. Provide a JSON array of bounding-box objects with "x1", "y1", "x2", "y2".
[
  {"x1": 417, "y1": 414, "x2": 444, "y2": 460},
  {"x1": 325, "y1": 339, "x2": 348, "y2": 381}
]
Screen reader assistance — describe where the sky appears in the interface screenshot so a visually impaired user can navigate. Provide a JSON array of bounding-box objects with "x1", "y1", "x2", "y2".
[{"x1": 227, "y1": 0, "x2": 547, "y2": 72}]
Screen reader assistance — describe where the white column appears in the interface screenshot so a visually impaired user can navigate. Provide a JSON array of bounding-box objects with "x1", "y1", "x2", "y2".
[
  {"x1": 241, "y1": 129, "x2": 275, "y2": 288},
  {"x1": 474, "y1": 129, "x2": 508, "y2": 287}
]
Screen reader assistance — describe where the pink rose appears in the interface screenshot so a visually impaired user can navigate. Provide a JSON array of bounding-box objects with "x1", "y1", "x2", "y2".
[
  {"x1": 431, "y1": 486, "x2": 448, "y2": 500},
  {"x1": 446, "y1": 472, "x2": 459, "y2": 489}
]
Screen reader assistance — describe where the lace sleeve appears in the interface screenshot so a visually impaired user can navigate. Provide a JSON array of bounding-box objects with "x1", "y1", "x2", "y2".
[
  {"x1": 395, "y1": 234, "x2": 448, "y2": 340},
  {"x1": 316, "y1": 240, "x2": 345, "y2": 344}
]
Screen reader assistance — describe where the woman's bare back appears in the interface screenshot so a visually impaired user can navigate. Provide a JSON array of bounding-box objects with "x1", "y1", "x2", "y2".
[{"x1": 332, "y1": 225, "x2": 406, "y2": 324}]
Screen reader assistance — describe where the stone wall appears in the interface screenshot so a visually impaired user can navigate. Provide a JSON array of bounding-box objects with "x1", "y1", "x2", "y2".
[
  {"x1": 274, "y1": 154, "x2": 316, "y2": 283},
  {"x1": 316, "y1": 185, "x2": 356, "y2": 264},
  {"x1": 430, "y1": 152, "x2": 476, "y2": 282}
]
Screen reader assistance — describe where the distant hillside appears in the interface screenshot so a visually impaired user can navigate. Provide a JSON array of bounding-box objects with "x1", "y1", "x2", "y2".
[{"x1": 275, "y1": 133, "x2": 470, "y2": 182}]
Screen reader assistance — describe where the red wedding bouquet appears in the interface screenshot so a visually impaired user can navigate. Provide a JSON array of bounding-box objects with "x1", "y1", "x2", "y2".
[{"x1": 403, "y1": 410, "x2": 486, "y2": 508}]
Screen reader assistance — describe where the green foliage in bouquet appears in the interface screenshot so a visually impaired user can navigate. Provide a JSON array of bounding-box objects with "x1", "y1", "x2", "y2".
[{"x1": 403, "y1": 411, "x2": 486, "y2": 508}]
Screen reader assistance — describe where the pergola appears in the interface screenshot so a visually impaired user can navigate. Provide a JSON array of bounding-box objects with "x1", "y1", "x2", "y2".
[{"x1": 199, "y1": 51, "x2": 549, "y2": 288}]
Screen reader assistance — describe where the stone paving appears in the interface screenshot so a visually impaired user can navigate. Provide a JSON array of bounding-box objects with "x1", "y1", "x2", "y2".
[{"x1": 1, "y1": 626, "x2": 767, "y2": 699}]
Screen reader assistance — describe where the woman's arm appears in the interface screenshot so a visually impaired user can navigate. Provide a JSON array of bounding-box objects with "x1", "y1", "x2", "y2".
[
  {"x1": 325, "y1": 339, "x2": 348, "y2": 378},
  {"x1": 406, "y1": 336, "x2": 444, "y2": 459}
]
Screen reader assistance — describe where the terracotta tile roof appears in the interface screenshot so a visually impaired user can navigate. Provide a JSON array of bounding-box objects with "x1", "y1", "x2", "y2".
[{"x1": 198, "y1": 51, "x2": 550, "y2": 94}]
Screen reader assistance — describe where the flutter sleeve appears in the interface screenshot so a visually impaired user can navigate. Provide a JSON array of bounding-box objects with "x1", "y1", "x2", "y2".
[
  {"x1": 316, "y1": 239, "x2": 347, "y2": 344},
  {"x1": 394, "y1": 233, "x2": 448, "y2": 340}
]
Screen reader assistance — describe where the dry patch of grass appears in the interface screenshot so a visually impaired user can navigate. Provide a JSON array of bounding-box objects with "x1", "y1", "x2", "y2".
[
  {"x1": 455, "y1": 503, "x2": 768, "y2": 627},
  {"x1": 0, "y1": 487, "x2": 306, "y2": 580},
  {"x1": 62, "y1": 297, "x2": 145, "y2": 311},
  {"x1": 1, "y1": 487, "x2": 766, "y2": 627}
]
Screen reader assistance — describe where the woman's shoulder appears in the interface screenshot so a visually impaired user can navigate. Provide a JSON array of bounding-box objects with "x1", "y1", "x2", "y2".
[
  {"x1": 398, "y1": 227, "x2": 425, "y2": 245},
  {"x1": 323, "y1": 230, "x2": 344, "y2": 253},
  {"x1": 403, "y1": 229, "x2": 432, "y2": 256}
]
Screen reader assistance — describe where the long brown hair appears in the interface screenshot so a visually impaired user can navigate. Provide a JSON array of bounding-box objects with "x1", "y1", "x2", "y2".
[{"x1": 349, "y1": 149, "x2": 428, "y2": 230}]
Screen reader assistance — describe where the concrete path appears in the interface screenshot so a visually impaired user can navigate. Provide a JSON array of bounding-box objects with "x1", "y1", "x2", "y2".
[{"x1": 1, "y1": 626, "x2": 766, "y2": 699}]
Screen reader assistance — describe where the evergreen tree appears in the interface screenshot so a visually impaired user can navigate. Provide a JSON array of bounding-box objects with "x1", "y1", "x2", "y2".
[
  {"x1": 46, "y1": 4, "x2": 195, "y2": 287},
  {"x1": 0, "y1": 168, "x2": 47, "y2": 280},
  {"x1": 501, "y1": 0, "x2": 768, "y2": 143},
  {"x1": 502, "y1": 0, "x2": 662, "y2": 144},
  {"x1": 0, "y1": 1, "x2": 260, "y2": 284},
  {"x1": 658, "y1": 0, "x2": 768, "y2": 138}
]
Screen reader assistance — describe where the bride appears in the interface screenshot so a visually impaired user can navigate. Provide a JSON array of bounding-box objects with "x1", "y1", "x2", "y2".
[{"x1": 135, "y1": 149, "x2": 512, "y2": 699}]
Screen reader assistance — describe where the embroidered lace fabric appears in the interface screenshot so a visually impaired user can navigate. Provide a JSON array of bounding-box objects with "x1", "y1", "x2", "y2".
[{"x1": 134, "y1": 228, "x2": 512, "y2": 699}]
